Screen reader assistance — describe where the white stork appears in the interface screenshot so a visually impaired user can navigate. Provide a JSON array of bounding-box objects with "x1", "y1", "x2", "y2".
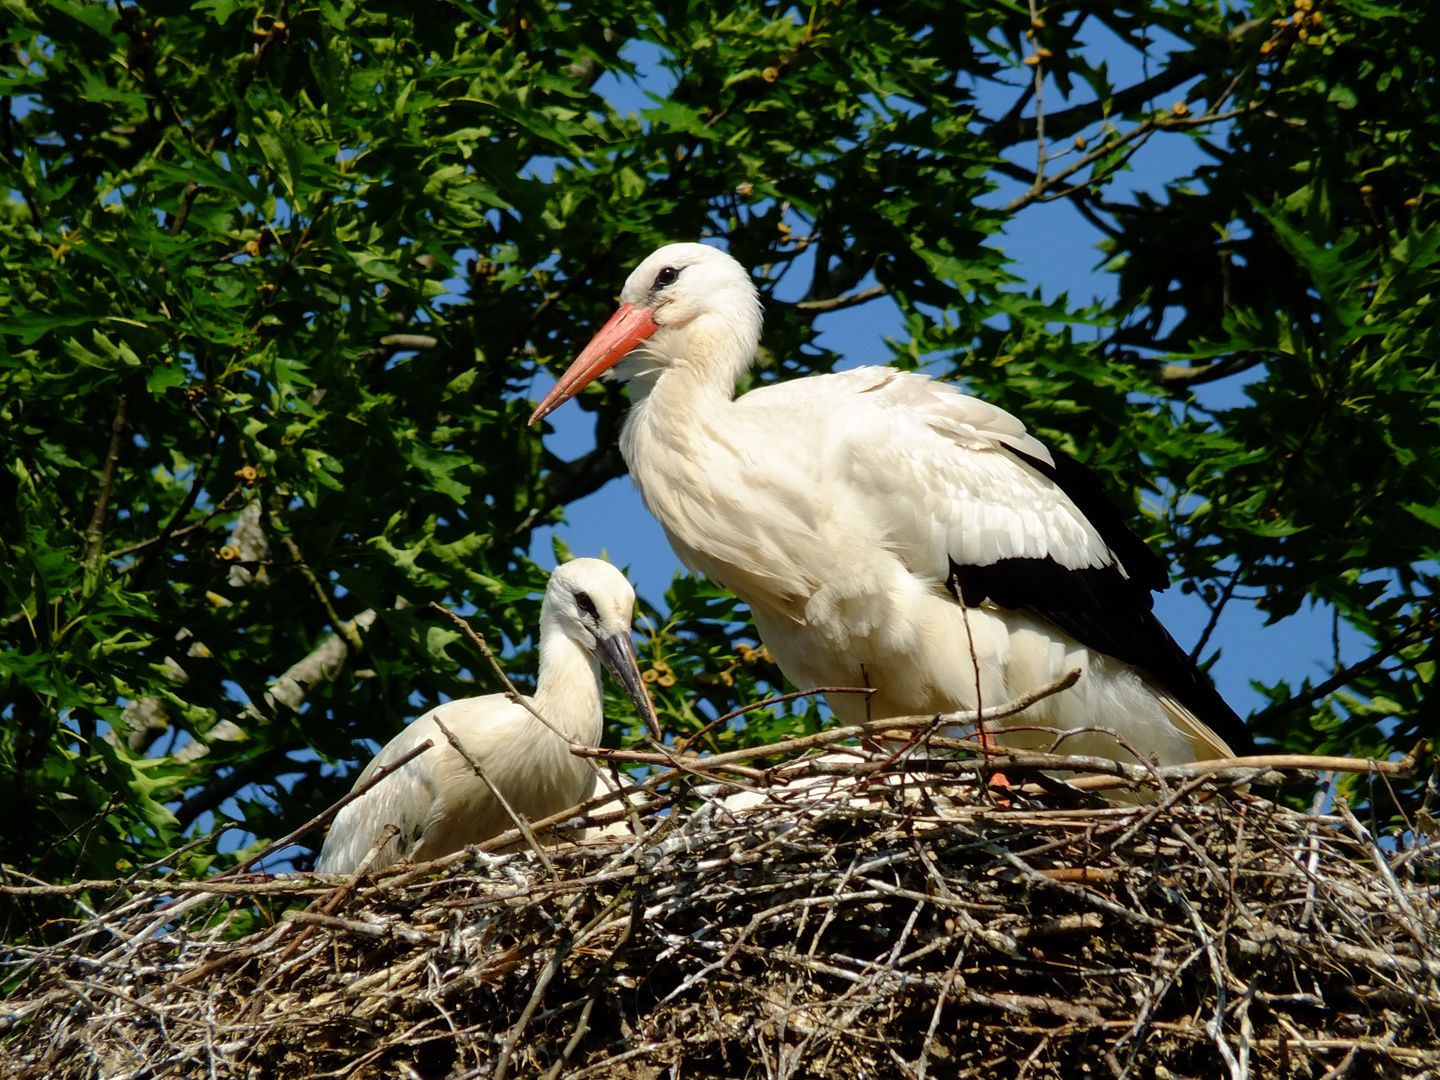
[
  {"x1": 528, "y1": 243, "x2": 1252, "y2": 767},
  {"x1": 315, "y1": 559, "x2": 661, "y2": 874}
]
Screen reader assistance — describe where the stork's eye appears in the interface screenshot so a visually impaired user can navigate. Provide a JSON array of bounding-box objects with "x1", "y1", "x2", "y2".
[
  {"x1": 652, "y1": 266, "x2": 680, "y2": 290},
  {"x1": 575, "y1": 591, "x2": 599, "y2": 619}
]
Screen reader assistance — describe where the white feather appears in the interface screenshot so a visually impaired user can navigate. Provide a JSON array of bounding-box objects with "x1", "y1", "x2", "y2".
[
  {"x1": 316, "y1": 560, "x2": 647, "y2": 874},
  {"x1": 540, "y1": 243, "x2": 1242, "y2": 769}
]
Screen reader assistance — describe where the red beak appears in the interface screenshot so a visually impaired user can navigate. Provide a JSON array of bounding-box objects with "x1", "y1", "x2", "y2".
[{"x1": 528, "y1": 303, "x2": 659, "y2": 425}]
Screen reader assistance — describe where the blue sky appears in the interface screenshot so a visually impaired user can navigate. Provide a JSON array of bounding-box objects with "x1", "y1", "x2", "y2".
[{"x1": 526, "y1": 25, "x2": 1360, "y2": 721}]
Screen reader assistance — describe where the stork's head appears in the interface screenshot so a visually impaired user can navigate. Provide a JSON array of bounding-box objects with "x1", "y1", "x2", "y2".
[
  {"x1": 543, "y1": 558, "x2": 662, "y2": 739},
  {"x1": 528, "y1": 243, "x2": 762, "y2": 424}
]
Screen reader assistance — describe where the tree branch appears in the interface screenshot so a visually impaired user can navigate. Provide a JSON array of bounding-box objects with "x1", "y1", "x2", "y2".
[
  {"x1": 492, "y1": 439, "x2": 627, "y2": 556},
  {"x1": 505, "y1": 235, "x2": 627, "y2": 360},
  {"x1": 1255, "y1": 607, "x2": 1440, "y2": 725},
  {"x1": 173, "y1": 746, "x2": 290, "y2": 831},
  {"x1": 219, "y1": 736, "x2": 435, "y2": 877},
  {"x1": 279, "y1": 534, "x2": 366, "y2": 657},
  {"x1": 983, "y1": 18, "x2": 1267, "y2": 149},
  {"x1": 792, "y1": 285, "x2": 889, "y2": 314},
  {"x1": 1159, "y1": 353, "x2": 1267, "y2": 389},
  {"x1": 83, "y1": 389, "x2": 131, "y2": 589},
  {"x1": 168, "y1": 2, "x2": 289, "y2": 236},
  {"x1": 131, "y1": 411, "x2": 224, "y2": 585},
  {"x1": 1026, "y1": 0, "x2": 1047, "y2": 188},
  {"x1": 1188, "y1": 560, "x2": 1252, "y2": 664},
  {"x1": 107, "y1": 484, "x2": 245, "y2": 561}
]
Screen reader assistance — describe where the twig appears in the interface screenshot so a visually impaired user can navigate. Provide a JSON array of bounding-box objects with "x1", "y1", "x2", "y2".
[
  {"x1": 428, "y1": 601, "x2": 573, "y2": 745},
  {"x1": 586, "y1": 669, "x2": 1082, "y2": 774},
  {"x1": 221, "y1": 738, "x2": 435, "y2": 878},
  {"x1": 433, "y1": 716, "x2": 558, "y2": 878},
  {"x1": 676, "y1": 684, "x2": 875, "y2": 753},
  {"x1": 983, "y1": 18, "x2": 1267, "y2": 148},
  {"x1": 1002, "y1": 105, "x2": 1242, "y2": 216},
  {"x1": 282, "y1": 535, "x2": 365, "y2": 655},
  {"x1": 1026, "y1": 0, "x2": 1047, "y2": 188},
  {"x1": 1256, "y1": 606, "x2": 1440, "y2": 723},
  {"x1": 1333, "y1": 797, "x2": 1432, "y2": 952},
  {"x1": 1159, "y1": 352, "x2": 1267, "y2": 389},
  {"x1": 130, "y1": 410, "x2": 225, "y2": 585},
  {"x1": 1190, "y1": 560, "x2": 1249, "y2": 663},
  {"x1": 493, "y1": 934, "x2": 571, "y2": 1080},
  {"x1": 82, "y1": 389, "x2": 131, "y2": 585},
  {"x1": 107, "y1": 484, "x2": 245, "y2": 560}
]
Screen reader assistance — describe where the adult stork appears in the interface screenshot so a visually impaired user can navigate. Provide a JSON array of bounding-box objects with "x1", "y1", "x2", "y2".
[
  {"x1": 315, "y1": 559, "x2": 661, "y2": 874},
  {"x1": 528, "y1": 243, "x2": 1252, "y2": 767}
]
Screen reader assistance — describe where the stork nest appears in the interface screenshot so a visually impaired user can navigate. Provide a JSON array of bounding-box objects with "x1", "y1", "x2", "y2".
[{"x1": 3, "y1": 738, "x2": 1438, "y2": 1080}]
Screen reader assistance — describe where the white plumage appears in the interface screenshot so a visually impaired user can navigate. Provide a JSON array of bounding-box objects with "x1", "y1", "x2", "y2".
[
  {"x1": 529, "y1": 243, "x2": 1251, "y2": 767},
  {"x1": 316, "y1": 559, "x2": 660, "y2": 874}
]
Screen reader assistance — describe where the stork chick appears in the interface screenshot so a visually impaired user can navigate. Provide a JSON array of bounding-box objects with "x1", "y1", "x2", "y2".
[{"x1": 316, "y1": 559, "x2": 660, "y2": 874}]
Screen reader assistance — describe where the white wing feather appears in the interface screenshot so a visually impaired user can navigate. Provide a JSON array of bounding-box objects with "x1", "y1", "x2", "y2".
[
  {"x1": 316, "y1": 718, "x2": 443, "y2": 873},
  {"x1": 733, "y1": 367, "x2": 1114, "y2": 578}
]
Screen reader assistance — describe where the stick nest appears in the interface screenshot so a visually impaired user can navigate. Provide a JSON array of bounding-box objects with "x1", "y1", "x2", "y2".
[{"x1": 4, "y1": 751, "x2": 1438, "y2": 1079}]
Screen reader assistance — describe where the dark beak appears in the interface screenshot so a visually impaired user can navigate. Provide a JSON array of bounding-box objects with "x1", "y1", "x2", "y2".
[{"x1": 595, "y1": 629, "x2": 664, "y2": 741}]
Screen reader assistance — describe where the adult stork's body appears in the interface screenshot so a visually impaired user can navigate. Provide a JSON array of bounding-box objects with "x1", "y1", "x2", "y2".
[
  {"x1": 530, "y1": 244, "x2": 1252, "y2": 766},
  {"x1": 316, "y1": 559, "x2": 660, "y2": 874}
]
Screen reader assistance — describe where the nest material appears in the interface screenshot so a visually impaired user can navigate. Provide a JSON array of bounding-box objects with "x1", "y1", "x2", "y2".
[{"x1": 3, "y1": 747, "x2": 1438, "y2": 1080}]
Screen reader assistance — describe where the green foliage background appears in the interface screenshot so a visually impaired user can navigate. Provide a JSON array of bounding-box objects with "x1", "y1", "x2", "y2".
[{"x1": 1, "y1": 0, "x2": 1436, "y2": 899}]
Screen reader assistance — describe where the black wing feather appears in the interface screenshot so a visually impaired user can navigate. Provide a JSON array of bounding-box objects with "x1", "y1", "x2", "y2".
[
  {"x1": 947, "y1": 445, "x2": 1253, "y2": 755},
  {"x1": 1004, "y1": 444, "x2": 1170, "y2": 593}
]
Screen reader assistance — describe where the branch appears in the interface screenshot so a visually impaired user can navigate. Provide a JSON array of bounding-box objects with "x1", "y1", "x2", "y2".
[
  {"x1": 434, "y1": 716, "x2": 558, "y2": 875},
  {"x1": 265, "y1": 609, "x2": 378, "y2": 713},
  {"x1": 218, "y1": 736, "x2": 435, "y2": 877},
  {"x1": 504, "y1": 235, "x2": 626, "y2": 360},
  {"x1": 492, "y1": 440, "x2": 627, "y2": 555},
  {"x1": 280, "y1": 535, "x2": 365, "y2": 656},
  {"x1": 378, "y1": 333, "x2": 438, "y2": 351},
  {"x1": 173, "y1": 745, "x2": 290, "y2": 831},
  {"x1": 580, "y1": 669, "x2": 1083, "y2": 774},
  {"x1": 793, "y1": 285, "x2": 889, "y2": 314},
  {"x1": 82, "y1": 389, "x2": 131, "y2": 584},
  {"x1": 675, "y1": 685, "x2": 876, "y2": 754},
  {"x1": 130, "y1": 411, "x2": 224, "y2": 585},
  {"x1": 427, "y1": 602, "x2": 574, "y2": 747},
  {"x1": 106, "y1": 484, "x2": 245, "y2": 561},
  {"x1": 982, "y1": 18, "x2": 1267, "y2": 149},
  {"x1": 1026, "y1": 0, "x2": 1047, "y2": 188},
  {"x1": 1255, "y1": 608, "x2": 1440, "y2": 725},
  {"x1": 168, "y1": 2, "x2": 290, "y2": 237},
  {"x1": 1158, "y1": 353, "x2": 1267, "y2": 389},
  {"x1": 1189, "y1": 560, "x2": 1249, "y2": 664}
]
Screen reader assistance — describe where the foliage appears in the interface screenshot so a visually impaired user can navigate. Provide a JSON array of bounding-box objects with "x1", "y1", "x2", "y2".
[{"x1": 0, "y1": 0, "x2": 1435, "y2": 907}]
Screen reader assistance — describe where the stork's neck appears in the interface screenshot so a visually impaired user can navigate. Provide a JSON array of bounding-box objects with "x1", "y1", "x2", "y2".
[
  {"x1": 530, "y1": 621, "x2": 604, "y2": 746},
  {"x1": 619, "y1": 310, "x2": 759, "y2": 414}
]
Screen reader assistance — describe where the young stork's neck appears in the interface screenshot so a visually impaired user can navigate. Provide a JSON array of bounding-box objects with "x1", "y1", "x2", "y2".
[{"x1": 530, "y1": 616, "x2": 604, "y2": 747}]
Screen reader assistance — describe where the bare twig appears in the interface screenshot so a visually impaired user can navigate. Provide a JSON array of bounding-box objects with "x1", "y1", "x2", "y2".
[
  {"x1": 1256, "y1": 606, "x2": 1440, "y2": 723},
  {"x1": 433, "y1": 715, "x2": 558, "y2": 877},
  {"x1": 219, "y1": 738, "x2": 435, "y2": 878},
  {"x1": 281, "y1": 535, "x2": 365, "y2": 655},
  {"x1": 130, "y1": 411, "x2": 225, "y2": 585},
  {"x1": 428, "y1": 601, "x2": 574, "y2": 745},
  {"x1": 676, "y1": 684, "x2": 876, "y2": 753},
  {"x1": 107, "y1": 484, "x2": 245, "y2": 560},
  {"x1": 82, "y1": 389, "x2": 131, "y2": 585}
]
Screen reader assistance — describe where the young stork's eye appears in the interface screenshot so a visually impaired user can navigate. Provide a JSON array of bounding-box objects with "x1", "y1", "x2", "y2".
[{"x1": 574, "y1": 591, "x2": 599, "y2": 619}]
